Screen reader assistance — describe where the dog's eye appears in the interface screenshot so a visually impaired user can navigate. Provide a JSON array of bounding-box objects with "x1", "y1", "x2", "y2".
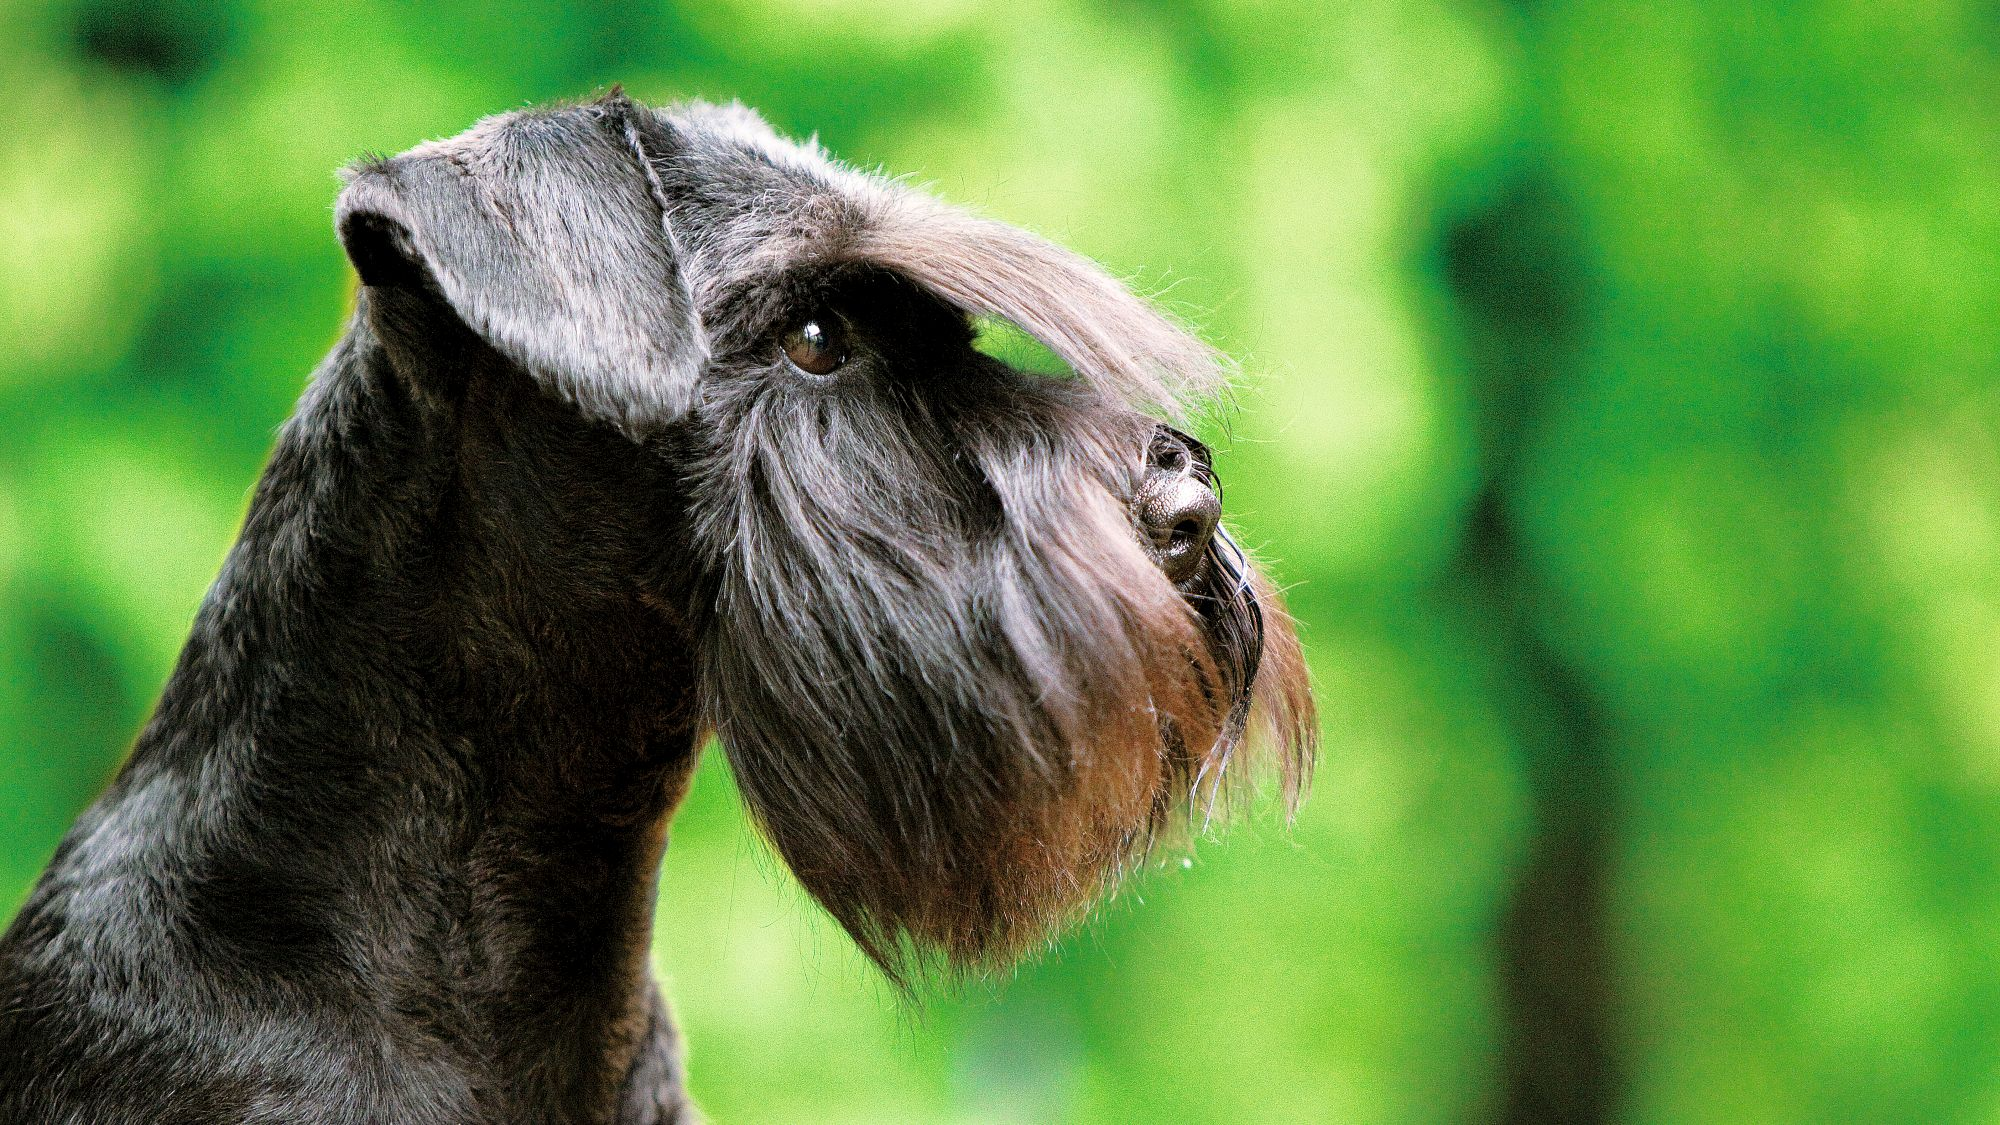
[{"x1": 780, "y1": 316, "x2": 849, "y2": 379}]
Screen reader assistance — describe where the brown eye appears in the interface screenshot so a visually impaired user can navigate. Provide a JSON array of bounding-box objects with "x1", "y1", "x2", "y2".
[{"x1": 780, "y1": 315, "x2": 848, "y2": 378}]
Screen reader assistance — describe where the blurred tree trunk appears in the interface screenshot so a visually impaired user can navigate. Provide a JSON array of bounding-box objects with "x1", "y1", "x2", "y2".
[{"x1": 1438, "y1": 169, "x2": 1617, "y2": 1124}]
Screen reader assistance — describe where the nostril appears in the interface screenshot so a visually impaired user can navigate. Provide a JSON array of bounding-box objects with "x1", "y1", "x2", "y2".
[
  {"x1": 1138, "y1": 442, "x2": 1223, "y2": 582},
  {"x1": 1143, "y1": 478, "x2": 1221, "y2": 585}
]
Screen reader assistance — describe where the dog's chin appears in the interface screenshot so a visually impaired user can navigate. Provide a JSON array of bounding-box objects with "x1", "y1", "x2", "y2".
[
  {"x1": 679, "y1": 361, "x2": 1315, "y2": 983},
  {"x1": 699, "y1": 485, "x2": 1313, "y2": 985}
]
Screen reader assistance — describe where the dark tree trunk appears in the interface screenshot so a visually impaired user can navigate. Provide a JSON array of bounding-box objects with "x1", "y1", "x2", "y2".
[{"x1": 1436, "y1": 168, "x2": 1619, "y2": 1124}]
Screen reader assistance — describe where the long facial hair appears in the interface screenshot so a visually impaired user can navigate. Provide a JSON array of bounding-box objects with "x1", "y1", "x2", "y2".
[
  {"x1": 683, "y1": 298, "x2": 1314, "y2": 986},
  {"x1": 327, "y1": 92, "x2": 1312, "y2": 991}
]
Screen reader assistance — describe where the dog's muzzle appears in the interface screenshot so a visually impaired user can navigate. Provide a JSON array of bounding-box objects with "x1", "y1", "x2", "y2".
[{"x1": 1138, "y1": 426, "x2": 1221, "y2": 585}]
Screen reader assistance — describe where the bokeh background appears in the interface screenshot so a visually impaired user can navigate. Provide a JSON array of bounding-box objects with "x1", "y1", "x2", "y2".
[{"x1": 2, "y1": 1, "x2": 1997, "y2": 1121}]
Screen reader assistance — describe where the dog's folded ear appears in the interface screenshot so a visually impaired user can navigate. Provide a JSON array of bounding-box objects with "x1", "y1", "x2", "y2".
[{"x1": 333, "y1": 108, "x2": 709, "y2": 436}]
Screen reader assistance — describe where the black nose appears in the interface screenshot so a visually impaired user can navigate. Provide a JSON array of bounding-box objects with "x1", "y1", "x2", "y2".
[{"x1": 1139, "y1": 429, "x2": 1221, "y2": 584}]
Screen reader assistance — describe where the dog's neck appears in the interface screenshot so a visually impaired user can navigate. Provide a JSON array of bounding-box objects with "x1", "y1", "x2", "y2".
[{"x1": 119, "y1": 302, "x2": 700, "y2": 1118}]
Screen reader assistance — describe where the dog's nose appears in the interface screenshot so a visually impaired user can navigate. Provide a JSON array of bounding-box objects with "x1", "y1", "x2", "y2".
[{"x1": 1139, "y1": 429, "x2": 1221, "y2": 585}]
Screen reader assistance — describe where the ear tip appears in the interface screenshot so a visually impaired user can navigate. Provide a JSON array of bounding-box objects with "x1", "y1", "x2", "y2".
[
  {"x1": 334, "y1": 185, "x2": 425, "y2": 289},
  {"x1": 334, "y1": 167, "x2": 394, "y2": 218}
]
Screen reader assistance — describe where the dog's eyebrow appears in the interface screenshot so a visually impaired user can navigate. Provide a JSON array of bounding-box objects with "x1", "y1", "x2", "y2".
[
  {"x1": 853, "y1": 197, "x2": 1227, "y2": 419},
  {"x1": 636, "y1": 98, "x2": 1225, "y2": 417}
]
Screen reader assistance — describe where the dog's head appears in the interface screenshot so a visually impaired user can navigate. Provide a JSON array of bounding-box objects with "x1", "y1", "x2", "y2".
[{"x1": 334, "y1": 92, "x2": 1315, "y2": 984}]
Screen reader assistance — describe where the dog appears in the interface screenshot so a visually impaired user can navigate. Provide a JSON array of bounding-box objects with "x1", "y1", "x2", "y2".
[{"x1": 0, "y1": 91, "x2": 1315, "y2": 1123}]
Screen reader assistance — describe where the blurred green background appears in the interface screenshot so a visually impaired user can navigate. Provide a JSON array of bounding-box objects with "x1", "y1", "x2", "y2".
[{"x1": 3, "y1": 1, "x2": 1998, "y2": 1121}]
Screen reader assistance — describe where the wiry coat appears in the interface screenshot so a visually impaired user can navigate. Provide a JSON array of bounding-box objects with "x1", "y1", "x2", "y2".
[{"x1": 0, "y1": 92, "x2": 1313, "y2": 1123}]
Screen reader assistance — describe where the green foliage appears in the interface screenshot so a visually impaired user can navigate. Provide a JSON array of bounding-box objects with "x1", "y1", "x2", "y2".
[{"x1": 2, "y1": 1, "x2": 1996, "y2": 1120}]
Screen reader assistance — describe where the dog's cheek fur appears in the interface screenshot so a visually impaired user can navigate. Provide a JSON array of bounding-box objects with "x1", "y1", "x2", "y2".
[{"x1": 684, "y1": 371, "x2": 1245, "y2": 982}]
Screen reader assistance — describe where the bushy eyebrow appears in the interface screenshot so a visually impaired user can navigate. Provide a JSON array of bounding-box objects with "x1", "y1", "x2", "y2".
[
  {"x1": 640, "y1": 98, "x2": 1228, "y2": 420},
  {"x1": 850, "y1": 195, "x2": 1228, "y2": 420}
]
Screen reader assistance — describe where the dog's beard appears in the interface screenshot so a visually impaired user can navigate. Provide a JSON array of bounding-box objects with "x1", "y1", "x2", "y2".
[{"x1": 689, "y1": 370, "x2": 1312, "y2": 985}]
